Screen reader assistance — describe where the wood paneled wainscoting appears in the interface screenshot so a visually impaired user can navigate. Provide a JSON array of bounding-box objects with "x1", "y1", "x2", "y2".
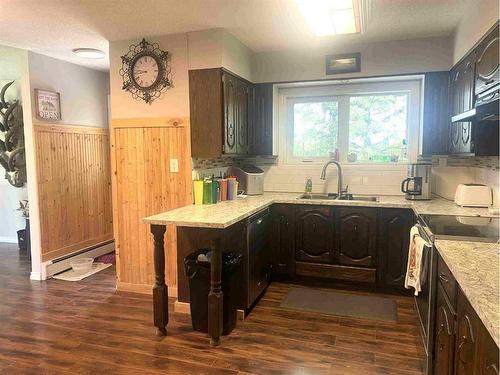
[
  {"x1": 110, "y1": 117, "x2": 192, "y2": 296},
  {"x1": 34, "y1": 124, "x2": 113, "y2": 262}
]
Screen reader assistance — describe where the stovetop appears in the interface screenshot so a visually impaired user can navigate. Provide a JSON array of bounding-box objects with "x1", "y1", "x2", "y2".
[{"x1": 419, "y1": 214, "x2": 500, "y2": 243}]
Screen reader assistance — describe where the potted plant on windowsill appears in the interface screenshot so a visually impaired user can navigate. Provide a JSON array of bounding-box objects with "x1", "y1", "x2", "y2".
[{"x1": 16, "y1": 200, "x2": 30, "y2": 256}]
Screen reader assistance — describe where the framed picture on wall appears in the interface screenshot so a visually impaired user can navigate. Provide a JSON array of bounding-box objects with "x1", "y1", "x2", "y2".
[
  {"x1": 34, "y1": 89, "x2": 61, "y2": 121},
  {"x1": 325, "y1": 53, "x2": 361, "y2": 75}
]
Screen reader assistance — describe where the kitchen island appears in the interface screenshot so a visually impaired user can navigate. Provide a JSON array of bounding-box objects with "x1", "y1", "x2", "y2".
[{"x1": 142, "y1": 192, "x2": 498, "y2": 346}]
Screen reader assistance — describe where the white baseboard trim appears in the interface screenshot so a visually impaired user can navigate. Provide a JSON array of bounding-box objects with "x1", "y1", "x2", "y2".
[
  {"x1": 30, "y1": 272, "x2": 43, "y2": 281},
  {"x1": 0, "y1": 236, "x2": 18, "y2": 243},
  {"x1": 43, "y1": 241, "x2": 115, "y2": 279}
]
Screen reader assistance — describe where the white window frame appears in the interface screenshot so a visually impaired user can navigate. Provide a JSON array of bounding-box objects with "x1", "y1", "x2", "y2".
[{"x1": 277, "y1": 77, "x2": 422, "y2": 166}]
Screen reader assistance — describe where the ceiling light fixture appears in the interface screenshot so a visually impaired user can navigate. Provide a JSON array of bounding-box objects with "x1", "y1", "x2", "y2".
[
  {"x1": 297, "y1": 0, "x2": 361, "y2": 37},
  {"x1": 72, "y1": 48, "x2": 105, "y2": 59}
]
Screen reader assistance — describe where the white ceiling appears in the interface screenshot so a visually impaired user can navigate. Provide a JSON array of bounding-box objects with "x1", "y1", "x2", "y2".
[{"x1": 0, "y1": 0, "x2": 472, "y2": 71}]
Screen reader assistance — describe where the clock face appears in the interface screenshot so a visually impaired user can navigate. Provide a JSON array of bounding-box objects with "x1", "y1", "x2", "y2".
[{"x1": 132, "y1": 55, "x2": 159, "y2": 89}]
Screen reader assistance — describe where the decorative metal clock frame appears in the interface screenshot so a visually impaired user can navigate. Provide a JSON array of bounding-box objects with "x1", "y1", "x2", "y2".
[{"x1": 119, "y1": 38, "x2": 173, "y2": 105}]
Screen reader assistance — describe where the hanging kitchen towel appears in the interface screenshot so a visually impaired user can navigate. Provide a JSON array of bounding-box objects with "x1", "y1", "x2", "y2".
[{"x1": 404, "y1": 225, "x2": 427, "y2": 296}]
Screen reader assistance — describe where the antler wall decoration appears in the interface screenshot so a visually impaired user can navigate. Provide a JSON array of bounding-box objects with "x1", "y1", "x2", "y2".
[{"x1": 0, "y1": 81, "x2": 26, "y2": 187}]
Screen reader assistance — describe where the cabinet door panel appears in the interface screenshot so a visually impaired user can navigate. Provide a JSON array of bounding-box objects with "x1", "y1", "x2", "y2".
[
  {"x1": 251, "y1": 83, "x2": 273, "y2": 155},
  {"x1": 455, "y1": 289, "x2": 479, "y2": 375},
  {"x1": 378, "y1": 209, "x2": 413, "y2": 289},
  {"x1": 295, "y1": 206, "x2": 334, "y2": 264},
  {"x1": 236, "y1": 80, "x2": 249, "y2": 155},
  {"x1": 475, "y1": 25, "x2": 499, "y2": 96},
  {"x1": 271, "y1": 205, "x2": 295, "y2": 277},
  {"x1": 476, "y1": 324, "x2": 499, "y2": 375},
  {"x1": 338, "y1": 207, "x2": 377, "y2": 267},
  {"x1": 223, "y1": 73, "x2": 237, "y2": 154},
  {"x1": 434, "y1": 284, "x2": 456, "y2": 375}
]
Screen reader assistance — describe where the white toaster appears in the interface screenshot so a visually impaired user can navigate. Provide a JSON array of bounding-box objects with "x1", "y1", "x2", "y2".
[{"x1": 454, "y1": 184, "x2": 492, "y2": 207}]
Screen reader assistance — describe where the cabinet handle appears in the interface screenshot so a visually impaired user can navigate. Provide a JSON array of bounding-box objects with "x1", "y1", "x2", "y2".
[
  {"x1": 457, "y1": 338, "x2": 468, "y2": 365},
  {"x1": 256, "y1": 218, "x2": 262, "y2": 225},
  {"x1": 486, "y1": 364, "x2": 499, "y2": 374},
  {"x1": 439, "y1": 274, "x2": 449, "y2": 283},
  {"x1": 354, "y1": 224, "x2": 358, "y2": 232}
]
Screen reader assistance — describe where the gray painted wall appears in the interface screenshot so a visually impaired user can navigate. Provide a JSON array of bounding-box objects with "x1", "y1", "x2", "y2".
[{"x1": 29, "y1": 52, "x2": 109, "y2": 127}]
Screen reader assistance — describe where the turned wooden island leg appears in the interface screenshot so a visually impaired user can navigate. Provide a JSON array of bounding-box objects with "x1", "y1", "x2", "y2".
[
  {"x1": 208, "y1": 240, "x2": 223, "y2": 346},
  {"x1": 151, "y1": 224, "x2": 168, "y2": 336}
]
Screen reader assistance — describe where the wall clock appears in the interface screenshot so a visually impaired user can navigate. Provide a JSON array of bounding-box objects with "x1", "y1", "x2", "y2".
[{"x1": 119, "y1": 38, "x2": 173, "y2": 105}]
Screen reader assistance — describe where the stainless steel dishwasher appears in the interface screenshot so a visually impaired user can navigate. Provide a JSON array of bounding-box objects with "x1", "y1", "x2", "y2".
[{"x1": 246, "y1": 207, "x2": 271, "y2": 308}]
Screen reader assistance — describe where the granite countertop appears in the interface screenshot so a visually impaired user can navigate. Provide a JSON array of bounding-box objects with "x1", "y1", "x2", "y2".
[
  {"x1": 435, "y1": 239, "x2": 500, "y2": 346},
  {"x1": 143, "y1": 192, "x2": 496, "y2": 227}
]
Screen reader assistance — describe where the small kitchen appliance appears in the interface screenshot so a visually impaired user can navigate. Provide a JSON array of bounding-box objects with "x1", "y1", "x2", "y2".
[
  {"x1": 401, "y1": 163, "x2": 432, "y2": 200},
  {"x1": 454, "y1": 183, "x2": 492, "y2": 207},
  {"x1": 227, "y1": 165, "x2": 264, "y2": 195}
]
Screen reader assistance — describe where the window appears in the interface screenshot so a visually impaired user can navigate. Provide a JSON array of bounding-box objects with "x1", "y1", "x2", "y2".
[
  {"x1": 349, "y1": 94, "x2": 408, "y2": 162},
  {"x1": 292, "y1": 98, "x2": 338, "y2": 158},
  {"x1": 282, "y1": 78, "x2": 421, "y2": 164}
]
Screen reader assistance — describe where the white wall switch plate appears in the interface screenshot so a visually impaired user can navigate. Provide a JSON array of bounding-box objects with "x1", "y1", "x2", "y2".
[{"x1": 170, "y1": 159, "x2": 179, "y2": 173}]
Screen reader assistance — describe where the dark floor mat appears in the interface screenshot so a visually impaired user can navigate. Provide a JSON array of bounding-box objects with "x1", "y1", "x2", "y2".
[{"x1": 280, "y1": 287, "x2": 397, "y2": 322}]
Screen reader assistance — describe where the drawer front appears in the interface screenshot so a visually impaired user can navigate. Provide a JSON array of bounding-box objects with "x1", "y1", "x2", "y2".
[{"x1": 438, "y1": 256, "x2": 456, "y2": 309}]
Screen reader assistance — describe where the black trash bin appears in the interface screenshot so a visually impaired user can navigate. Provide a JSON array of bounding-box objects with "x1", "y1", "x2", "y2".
[{"x1": 184, "y1": 249, "x2": 242, "y2": 335}]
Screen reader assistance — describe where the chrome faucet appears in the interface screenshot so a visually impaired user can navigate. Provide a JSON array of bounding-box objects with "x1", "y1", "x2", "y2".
[{"x1": 320, "y1": 160, "x2": 345, "y2": 198}]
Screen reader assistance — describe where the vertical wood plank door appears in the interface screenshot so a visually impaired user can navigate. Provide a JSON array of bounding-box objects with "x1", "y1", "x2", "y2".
[
  {"x1": 112, "y1": 125, "x2": 192, "y2": 291},
  {"x1": 34, "y1": 124, "x2": 113, "y2": 262}
]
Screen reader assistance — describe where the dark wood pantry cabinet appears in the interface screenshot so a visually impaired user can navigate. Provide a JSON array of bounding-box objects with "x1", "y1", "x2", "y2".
[{"x1": 434, "y1": 283, "x2": 456, "y2": 375}]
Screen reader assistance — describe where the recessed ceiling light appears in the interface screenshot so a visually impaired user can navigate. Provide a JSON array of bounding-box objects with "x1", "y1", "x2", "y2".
[
  {"x1": 297, "y1": 0, "x2": 361, "y2": 37},
  {"x1": 72, "y1": 48, "x2": 105, "y2": 59}
]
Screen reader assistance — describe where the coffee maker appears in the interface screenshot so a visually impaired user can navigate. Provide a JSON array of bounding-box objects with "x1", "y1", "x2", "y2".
[{"x1": 401, "y1": 163, "x2": 432, "y2": 200}]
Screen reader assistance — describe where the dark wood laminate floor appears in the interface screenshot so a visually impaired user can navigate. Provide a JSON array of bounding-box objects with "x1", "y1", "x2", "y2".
[{"x1": 0, "y1": 243, "x2": 426, "y2": 374}]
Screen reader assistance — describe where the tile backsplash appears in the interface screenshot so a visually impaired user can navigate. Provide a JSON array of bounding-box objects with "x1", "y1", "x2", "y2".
[{"x1": 193, "y1": 155, "x2": 499, "y2": 206}]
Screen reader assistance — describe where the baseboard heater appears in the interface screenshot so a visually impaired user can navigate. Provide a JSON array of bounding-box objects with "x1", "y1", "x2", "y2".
[{"x1": 43, "y1": 240, "x2": 115, "y2": 279}]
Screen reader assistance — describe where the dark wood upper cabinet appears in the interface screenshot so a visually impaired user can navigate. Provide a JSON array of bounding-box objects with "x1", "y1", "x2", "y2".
[
  {"x1": 336, "y1": 207, "x2": 377, "y2": 268},
  {"x1": 434, "y1": 283, "x2": 456, "y2": 375},
  {"x1": 295, "y1": 206, "x2": 334, "y2": 264},
  {"x1": 189, "y1": 68, "x2": 223, "y2": 158},
  {"x1": 422, "y1": 71, "x2": 451, "y2": 155},
  {"x1": 475, "y1": 24, "x2": 499, "y2": 97},
  {"x1": 189, "y1": 68, "x2": 273, "y2": 158},
  {"x1": 378, "y1": 208, "x2": 413, "y2": 289},
  {"x1": 270, "y1": 204, "x2": 295, "y2": 277},
  {"x1": 251, "y1": 83, "x2": 274, "y2": 155}
]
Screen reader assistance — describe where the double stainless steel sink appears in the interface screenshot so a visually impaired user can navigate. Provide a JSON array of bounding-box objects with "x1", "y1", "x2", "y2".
[{"x1": 298, "y1": 193, "x2": 379, "y2": 202}]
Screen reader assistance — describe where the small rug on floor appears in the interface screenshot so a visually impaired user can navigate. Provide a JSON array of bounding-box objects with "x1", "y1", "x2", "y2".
[
  {"x1": 280, "y1": 287, "x2": 397, "y2": 322},
  {"x1": 53, "y1": 263, "x2": 112, "y2": 282}
]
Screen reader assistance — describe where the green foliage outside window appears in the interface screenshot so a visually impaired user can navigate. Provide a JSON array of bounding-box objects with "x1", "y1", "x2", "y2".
[
  {"x1": 291, "y1": 93, "x2": 408, "y2": 162},
  {"x1": 293, "y1": 101, "x2": 338, "y2": 157}
]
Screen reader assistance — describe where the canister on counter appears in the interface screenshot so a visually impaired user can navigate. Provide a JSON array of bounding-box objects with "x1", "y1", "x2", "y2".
[
  {"x1": 203, "y1": 179, "x2": 213, "y2": 204},
  {"x1": 193, "y1": 180, "x2": 204, "y2": 205}
]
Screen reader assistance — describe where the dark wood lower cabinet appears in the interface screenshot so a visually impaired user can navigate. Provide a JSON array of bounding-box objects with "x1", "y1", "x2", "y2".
[
  {"x1": 378, "y1": 208, "x2": 414, "y2": 289},
  {"x1": 477, "y1": 324, "x2": 500, "y2": 375},
  {"x1": 455, "y1": 288, "x2": 480, "y2": 375},
  {"x1": 270, "y1": 204, "x2": 295, "y2": 277},
  {"x1": 434, "y1": 283, "x2": 456, "y2": 375},
  {"x1": 337, "y1": 207, "x2": 377, "y2": 268},
  {"x1": 295, "y1": 206, "x2": 335, "y2": 264},
  {"x1": 431, "y1": 255, "x2": 499, "y2": 375}
]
